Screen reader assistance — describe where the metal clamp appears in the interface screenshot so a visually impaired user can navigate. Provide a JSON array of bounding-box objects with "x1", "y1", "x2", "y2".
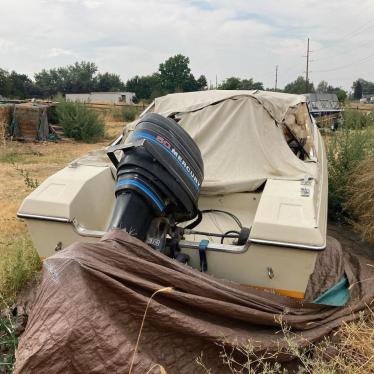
[{"x1": 179, "y1": 240, "x2": 249, "y2": 254}]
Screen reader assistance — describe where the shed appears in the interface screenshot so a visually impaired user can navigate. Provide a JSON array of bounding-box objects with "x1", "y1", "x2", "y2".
[
  {"x1": 304, "y1": 93, "x2": 341, "y2": 115},
  {"x1": 66, "y1": 92, "x2": 135, "y2": 104},
  {"x1": 10, "y1": 103, "x2": 49, "y2": 141}
]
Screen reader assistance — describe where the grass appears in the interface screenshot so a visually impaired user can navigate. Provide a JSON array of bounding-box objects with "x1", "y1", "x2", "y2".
[
  {"x1": 0, "y1": 308, "x2": 18, "y2": 373},
  {"x1": 342, "y1": 109, "x2": 373, "y2": 129},
  {"x1": 106, "y1": 106, "x2": 138, "y2": 122},
  {"x1": 0, "y1": 152, "x2": 23, "y2": 164},
  {"x1": 0, "y1": 236, "x2": 41, "y2": 305}
]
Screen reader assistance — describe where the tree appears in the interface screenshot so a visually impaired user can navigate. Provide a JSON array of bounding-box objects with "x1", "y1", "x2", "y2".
[
  {"x1": 218, "y1": 77, "x2": 264, "y2": 90},
  {"x1": 8, "y1": 72, "x2": 33, "y2": 98},
  {"x1": 125, "y1": 73, "x2": 163, "y2": 100},
  {"x1": 0, "y1": 68, "x2": 10, "y2": 97},
  {"x1": 35, "y1": 61, "x2": 98, "y2": 97},
  {"x1": 352, "y1": 78, "x2": 374, "y2": 99},
  {"x1": 317, "y1": 80, "x2": 329, "y2": 93},
  {"x1": 239, "y1": 78, "x2": 264, "y2": 90},
  {"x1": 159, "y1": 54, "x2": 192, "y2": 92},
  {"x1": 63, "y1": 61, "x2": 98, "y2": 93},
  {"x1": 196, "y1": 75, "x2": 208, "y2": 90},
  {"x1": 353, "y1": 80, "x2": 363, "y2": 100},
  {"x1": 219, "y1": 77, "x2": 241, "y2": 90},
  {"x1": 334, "y1": 88, "x2": 347, "y2": 103},
  {"x1": 95, "y1": 72, "x2": 125, "y2": 92},
  {"x1": 157, "y1": 54, "x2": 206, "y2": 94},
  {"x1": 0, "y1": 69, "x2": 39, "y2": 99},
  {"x1": 284, "y1": 76, "x2": 314, "y2": 94},
  {"x1": 316, "y1": 80, "x2": 347, "y2": 103}
]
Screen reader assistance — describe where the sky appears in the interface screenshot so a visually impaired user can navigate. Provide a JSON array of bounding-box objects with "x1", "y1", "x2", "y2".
[{"x1": 1, "y1": 0, "x2": 374, "y2": 91}]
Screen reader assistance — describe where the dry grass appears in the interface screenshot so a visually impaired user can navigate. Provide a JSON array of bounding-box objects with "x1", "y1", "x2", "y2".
[
  {"x1": 196, "y1": 311, "x2": 374, "y2": 373},
  {"x1": 345, "y1": 157, "x2": 374, "y2": 244}
]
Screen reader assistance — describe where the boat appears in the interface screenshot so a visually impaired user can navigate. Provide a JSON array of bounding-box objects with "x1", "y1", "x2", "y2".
[{"x1": 18, "y1": 90, "x2": 328, "y2": 300}]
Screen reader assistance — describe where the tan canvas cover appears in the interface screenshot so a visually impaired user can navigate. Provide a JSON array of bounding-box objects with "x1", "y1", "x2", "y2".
[
  {"x1": 128, "y1": 91, "x2": 319, "y2": 194},
  {"x1": 15, "y1": 231, "x2": 374, "y2": 373}
]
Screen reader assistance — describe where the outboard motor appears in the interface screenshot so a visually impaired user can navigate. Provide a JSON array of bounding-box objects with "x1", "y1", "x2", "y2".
[{"x1": 107, "y1": 113, "x2": 204, "y2": 249}]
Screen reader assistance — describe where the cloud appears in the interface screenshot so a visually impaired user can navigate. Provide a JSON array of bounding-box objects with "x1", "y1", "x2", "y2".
[
  {"x1": 0, "y1": 38, "x2": 14, "y2": 51},
  {"x1": 46, "y1": 48, "x2": 74, "y2": 58},
  {"x1": 1, "y1": 0, "x2": 374, "y2": 90}
]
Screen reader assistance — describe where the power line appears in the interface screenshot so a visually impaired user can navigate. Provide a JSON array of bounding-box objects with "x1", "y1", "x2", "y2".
[
  {"x1": 313, "y1": 39, "x2": 374, "y2": 63},
  {"x1": 313, "y1": 18, "x2": 374, "y2": 52},
  {"x1": 313, "y1": 51, "x2": 374, "y2": 73}
]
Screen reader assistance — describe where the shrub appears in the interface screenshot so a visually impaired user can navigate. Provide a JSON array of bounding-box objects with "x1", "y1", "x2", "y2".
[
  {"x1": 56, "y1": 101, "x2": 105, "y2": 143},
  {"x1": 345, "y1": 157, "x2": 374, "y2": 244},
  {"x1": 327, "y1": 126, "x2": 373, "y2": 220},
  {"x1": 105, "y1": 106, "x2": 138, "y2": 122},
  {"x1": 120, "y1": 107, "x2": 137, "y2": 122},
  {"x1": 343, "y1": 109, "x2": 373, "y2": 129}
]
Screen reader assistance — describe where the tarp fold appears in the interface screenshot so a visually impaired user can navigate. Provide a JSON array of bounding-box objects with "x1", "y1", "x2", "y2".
[{"x1": 15, "y1": 230, "x2": 374, "y2": 373}]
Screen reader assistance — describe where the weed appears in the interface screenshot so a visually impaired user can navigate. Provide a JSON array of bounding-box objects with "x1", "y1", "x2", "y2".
[
  {"x1": 129, "y1": 287, "x2": 173, "y2": 374},
  {"x1": 107, "y1": 106, "x2": 138, "y2": 122},
  {"x1": 0, "y1": 152, "x2": 23, "y2": 164},
  {"x1": 196, "y1": 311, "x2": 374, "y2": 374},
  {"x1": 56, "y1": 101, "x2": 105, "y2": 143},
  {"x1": 121, "y1": 107, "x2": 137, "y2": 122},
  {"x1": 327, "y1": 125, "x2": 373, "y2": 220},
  {"x1": 343, "y1": 109, "x2": 373, "y2": 130},
  {"x1": 0, "y1": 146, "x2": 43, "y2": 165},
  {"x1": 11, "y1": 162, "x2": 39, "y2": 189},
  {"x1": 0, "y1": 236, "x2": 41, "y2": 305},
  {"x1": 345, "y1": 157, "x2": 374, "y2": 244}
]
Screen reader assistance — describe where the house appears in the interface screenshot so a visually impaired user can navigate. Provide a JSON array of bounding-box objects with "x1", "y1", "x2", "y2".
[{"x1": 66, "y1": 92, "x2": 136, "y2": 104}]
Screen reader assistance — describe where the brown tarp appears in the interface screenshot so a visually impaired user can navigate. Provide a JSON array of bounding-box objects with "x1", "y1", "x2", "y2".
[{"x1": 15, "y1": 230, "x2": 374, "y2": 373}]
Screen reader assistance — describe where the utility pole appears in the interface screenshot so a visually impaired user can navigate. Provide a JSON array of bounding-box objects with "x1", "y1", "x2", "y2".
[
  {"x1": 215, "y1": 74, "x2": 218, "y2": 89},
  {"x1": 305, "y1": 38, "x2": 310, "y2": 92},
  {"x1": 275, "y1": 65, "x2": 278, "y2": 91}
]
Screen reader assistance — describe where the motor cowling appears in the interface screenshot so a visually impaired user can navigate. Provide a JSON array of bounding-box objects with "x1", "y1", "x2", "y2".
[{"x1": 107, "y1": 113, "x2": 204, "y2": 242}]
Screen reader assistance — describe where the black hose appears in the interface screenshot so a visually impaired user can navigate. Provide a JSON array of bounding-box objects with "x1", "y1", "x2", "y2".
[
  {"x1": 184, "y1": 209, "x2": 203, "y2": 230},
  {"x1": 220, "y1": 230, "x2": 240, "y2": 244},
  {"x1": 200, "y1": 209, "x2": 243, "y2": 229},
  {"x1": 186, "y1": 229, "x2": 239, "y2": 239}
]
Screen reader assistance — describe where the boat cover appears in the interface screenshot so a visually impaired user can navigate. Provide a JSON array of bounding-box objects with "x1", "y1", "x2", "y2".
[
  {"x1": 126, "y1": 90, "x2": 319, "y2": 194},
  {"x1": 15, "y1": 230, "x2": 374, "y2": 373}
]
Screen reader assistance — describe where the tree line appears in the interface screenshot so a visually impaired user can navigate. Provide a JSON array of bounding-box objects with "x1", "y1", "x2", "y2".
[{"x1": 0, "y1": 53, "x2": 369, "y2": 102}]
